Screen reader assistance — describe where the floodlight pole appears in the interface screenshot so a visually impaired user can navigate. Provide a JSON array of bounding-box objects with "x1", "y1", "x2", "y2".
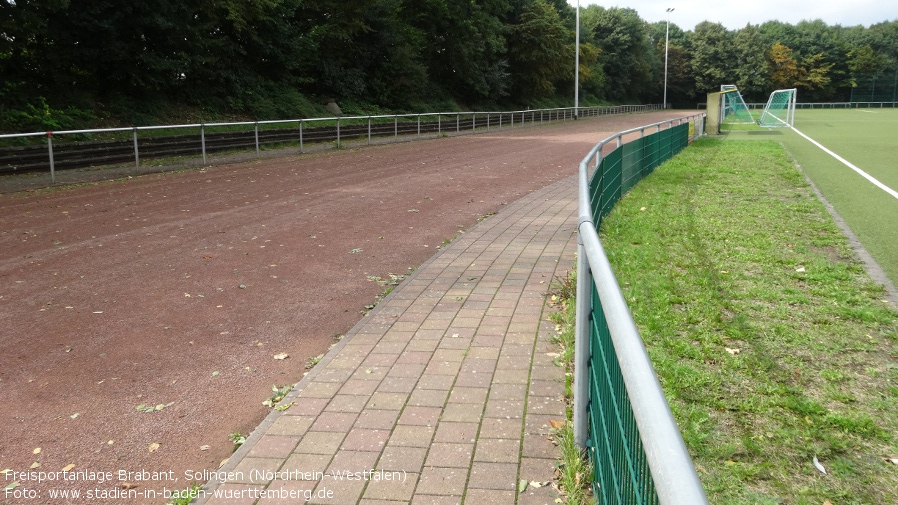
[
  {"x1": 575, "y1": 0, "x2": 580, "y2": 118},
  {"x1": 664, "y1": 7, "x2": 674, "y2": 109}
]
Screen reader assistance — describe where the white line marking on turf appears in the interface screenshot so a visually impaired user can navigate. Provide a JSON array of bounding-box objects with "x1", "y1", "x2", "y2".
[{"x1": 791, "y1": 127, "x2": 898, "y2": 201}]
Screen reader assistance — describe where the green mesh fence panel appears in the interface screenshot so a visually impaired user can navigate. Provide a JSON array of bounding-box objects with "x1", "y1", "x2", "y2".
[
  {"x1": 589, "y1": 280, "x2": 658, "y2": 505},
  {"x1": 621, "y1": 137, "x2": 644, "y2": 194},
  {"x1": 722, "y1": 89, "x2": 755, "y2": 123},
  {"x1": 758, "y1": 89, "x2": 796, "y2": 128},
  {"x1": 585, "y1": 121, "x2": 691, "y2": 503},
  {"x1": 851, "y1": 72, "x2": 898, "y2": 103}
]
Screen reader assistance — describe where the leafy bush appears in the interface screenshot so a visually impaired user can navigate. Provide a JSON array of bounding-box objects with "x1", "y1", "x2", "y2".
[{"x1": 0, "y1": 97, "x2": 96, "y2": 134}]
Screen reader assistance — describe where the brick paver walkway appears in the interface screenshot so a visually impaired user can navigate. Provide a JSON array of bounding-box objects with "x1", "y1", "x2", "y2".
[{"x1": 198, "y1": 175, "x2": 579, "y2": 505}]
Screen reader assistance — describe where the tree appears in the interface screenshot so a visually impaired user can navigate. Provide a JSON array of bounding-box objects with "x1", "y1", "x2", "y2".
[
  {"x1": 506, "y1": 0, "x2": 572, "y2": 101},
  {"x1": 407, "y1": 0, "x2": 512, "y2": 103},
  {"x1": 732, "y1": 25, "x2": 771, "y2": 101},
  {"x1": 591, "y1": 7, "x2": 655, "y2": 102},
  {"x1": 689, "y1": 22, "x2": 734, "y2": 95},
  {"x1": 796, "y1": 52, "x2": 834, "y2": 96},
  {"x1": 768, "y1": 42, "x2": 800, "y2": 89},
  {"x1": 648, "y1": 21, "x2": 691, "y2": 104}
]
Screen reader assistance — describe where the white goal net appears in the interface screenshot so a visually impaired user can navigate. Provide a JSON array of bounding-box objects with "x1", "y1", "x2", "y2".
[{"x1": 758, "y1": 88, "x2": 797, "y2": 128}]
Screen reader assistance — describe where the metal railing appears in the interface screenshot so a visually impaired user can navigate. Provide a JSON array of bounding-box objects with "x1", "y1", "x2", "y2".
[
  {"x1": 574, "y1": 113, "x2": 709, "y2": 504},
  {"x1": 698, "y1": 101, "x2": 898, "y2": 109},
  {"x1": 0, "y1": 104, "x2": 662, "y2": 183}
]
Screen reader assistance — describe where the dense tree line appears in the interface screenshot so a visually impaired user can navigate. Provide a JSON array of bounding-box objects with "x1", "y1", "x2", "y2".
[{"x1": 1, "y1": 0, "x2": 896, "y2": 132}]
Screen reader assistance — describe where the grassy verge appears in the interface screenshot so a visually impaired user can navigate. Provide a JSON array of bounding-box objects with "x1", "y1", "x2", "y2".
[
  {"x1": 548, "y1": 271, "x2": 594, "y2": 504},
  {"x1": 597, "y1": 138, "x2": 898, "y2": 503}
]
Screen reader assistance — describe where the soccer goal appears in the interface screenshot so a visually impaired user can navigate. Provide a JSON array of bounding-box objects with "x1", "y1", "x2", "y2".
[
  {"x1": 758, "y1": 88, "x2": 797, "y2": 128},
  {"x1": 720, "y1": 85, "x2": 755, "y2": 124}
]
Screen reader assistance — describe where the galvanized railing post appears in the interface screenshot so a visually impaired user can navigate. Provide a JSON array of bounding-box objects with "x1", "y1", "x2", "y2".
[
  {"x1": 336, "y1": 118, "x2": 341, "y2": 148},
  {"x1": 254, "y1": 122, "x2": 260, "y2": 154},
  {"x1": 574, "y1": 218, "x2": 592, "y2": 447},
  {"x1": 456, "y1": 113, "x2": 460, "y2": 133},
  {"x1": 417, "y1": 115, "x2": 421, "y2": 137},
  {"x1": 47, "y1": 132, "x2": 56, "y2": 183},
  {"x1": 438, "y1": 114, "x2": 441, "y2": 136},
  {"x1": 133, "y1": 128, "x2": 140, "y2": 170},
  {"x1": 368, "y1": 117, "x2": 372, "y2": 145},
  {"x1": 201, "y1": 123, "x2": 207, "y2": 165},
  {"x1": 472, "y1": 113, "x2": 476, "y2": 132},
  {"x1": 394, "y1": 117, "x2": 398, "y2": 140},
  {"x1": 299, "y1": 120, "x2": 304, "y2": 153}
]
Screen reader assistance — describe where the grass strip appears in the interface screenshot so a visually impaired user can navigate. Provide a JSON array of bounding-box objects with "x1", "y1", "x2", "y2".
[
  {"x1": 548, "y1": 271, "x2": 594, "y2": 504},
  {"x1": 598, "y1": 138, "x2": 898, "y2": 503}
]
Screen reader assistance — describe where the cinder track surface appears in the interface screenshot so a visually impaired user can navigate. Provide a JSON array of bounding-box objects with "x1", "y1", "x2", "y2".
[{"x1": 0, "y1": 111, "x2": 688, "y2": 503}]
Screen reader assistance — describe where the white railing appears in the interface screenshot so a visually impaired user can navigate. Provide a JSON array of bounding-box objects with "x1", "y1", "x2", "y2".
[{"x1": 0, "y1": 105, "x2": 664, "y2": 183}]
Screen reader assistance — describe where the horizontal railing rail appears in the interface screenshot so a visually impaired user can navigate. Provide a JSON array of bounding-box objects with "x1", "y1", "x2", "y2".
[
  {"x1": 0, "y1": 105, "x2": 662, "y2": 183},
  {"x1": 574, "y1": 113, "x2": 710, "y2": 505},
  {"x1": 697, "y1": 101, "x2": 898, "y2": 109}
]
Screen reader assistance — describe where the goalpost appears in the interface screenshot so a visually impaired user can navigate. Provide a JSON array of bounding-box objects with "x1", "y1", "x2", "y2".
[
  {"x1": 758, "y1": 88, "x2": 797, "y2": 128},
  {"x1": 719, "y1": 85, "x2": 755, "y2": 124}
]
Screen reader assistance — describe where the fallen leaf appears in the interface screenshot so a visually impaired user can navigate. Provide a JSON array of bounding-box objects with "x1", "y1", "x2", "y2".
[
  {"x1": 549, "y1": 419, "x2": 566, "y2": 429},
  {"x1": 32, "y1": 447, "x2": 41, "y2": 455},
  {"x1": 4, "y1": 482, "x2": 20, "y2": 492},
  {"x1": 211, "y1": 371, "x2": 220, "y2": 377},
  {"x1": 69, "y1": 413, "x2": 79, "y2": 419},
  {"x1": 823, "y1": 501, "x2": 833, "y2": 505},
  {"x1": 529, "y1": 481, "x2": 544, "y2": 488},
  {"x1": 219, "y1": 458, "x2": 229, "y2": 469},
  {"x1": 61, "y1": 464, "x2": 75, "y2": 472},
  {"x1": 107, "y1": 440, "x2": 114, "y2": 445},
  {"x1": 121, "y1": 482, "x2": 138, "y2": 490},
  {"x1": 148, "y1": 442, "x2": 161, "y2": 453},
  {"x1": 726, "y1": 347, "x2": 740, "y2": 355},
  {"x1": 30, "y1": 462, "x2": 40, "y2": 469},
  {"x1": 273, "y1": 353, "x2": 289, "y2": 360},
  {"x1": 518, "y1": 479, "x2": 528, "y2": 492},
  {"x1": 813, "y1": 456, "x2": 827, "y2": 474},
  {"x1": 885, "y1": 455, "x2": 898, "y2": 466},
  {"x1": 200, "y1": 445, "x2": 211, "y2": 451},
  {"x1": 796, "y1": 267, "x2": 806, "y2": 273}
]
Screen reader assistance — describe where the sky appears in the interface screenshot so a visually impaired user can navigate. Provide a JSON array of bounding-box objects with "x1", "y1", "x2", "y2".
[{"x1": 568, "y1": 0, "x2": 898, "y2": 31}]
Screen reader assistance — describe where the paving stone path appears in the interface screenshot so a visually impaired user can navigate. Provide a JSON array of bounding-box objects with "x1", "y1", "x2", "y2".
[{"x1": 199, "y1": 175, "x2": 579, "y2": 505}]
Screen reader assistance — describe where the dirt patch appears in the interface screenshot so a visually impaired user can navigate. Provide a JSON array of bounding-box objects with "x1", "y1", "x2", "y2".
[{"x1": 0, "y1": 111, "x2": 693, "y2": 503}]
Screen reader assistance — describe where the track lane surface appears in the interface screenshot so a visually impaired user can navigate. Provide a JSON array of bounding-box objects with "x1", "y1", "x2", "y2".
[{"x1": 0, "y1": 111, "x2": 689, "y2": 503}]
